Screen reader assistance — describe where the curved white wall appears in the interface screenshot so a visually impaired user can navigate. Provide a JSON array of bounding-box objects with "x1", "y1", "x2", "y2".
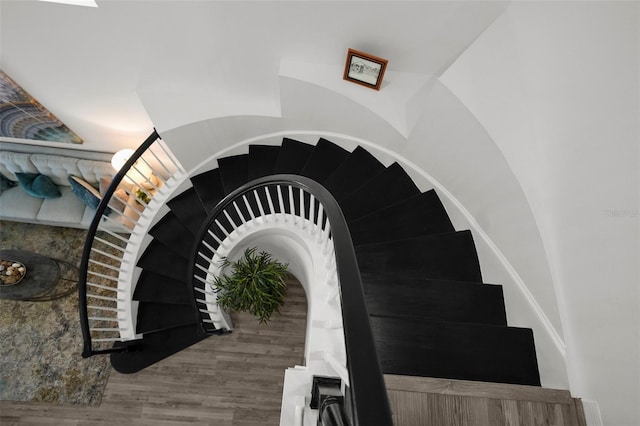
[
  {"x1": 440, "y1": 3, "x2": 639, "y2": 426},
  {"x1": 153, "y1": 7, "x2": 640, "y2": 424}
]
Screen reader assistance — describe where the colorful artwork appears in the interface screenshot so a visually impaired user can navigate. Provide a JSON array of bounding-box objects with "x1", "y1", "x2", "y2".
[{"x1": 0, "y1": 70, "x2": 82, "y2": 144}]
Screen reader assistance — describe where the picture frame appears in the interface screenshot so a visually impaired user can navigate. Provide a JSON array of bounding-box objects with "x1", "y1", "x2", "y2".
[
  {"x1": 343, "y1": 48, "x2": 388, "y2": 91},
  {"x1": 0, "y1": 70, "x2": 82, "y2": 144}
]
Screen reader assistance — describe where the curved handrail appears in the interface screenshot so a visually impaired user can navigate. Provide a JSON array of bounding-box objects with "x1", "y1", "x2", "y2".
[
  {"x1": 188, "y1": 174, "x2": 393, "y2": 426},
  {"x1": 78, "y1": 130, "x2": 160, "y2": 358}
]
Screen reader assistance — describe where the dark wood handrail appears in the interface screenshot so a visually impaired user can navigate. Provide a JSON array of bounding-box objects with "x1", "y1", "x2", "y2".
[{"x1": 189, "y1": 174, "x2": 393, "y2": 426}]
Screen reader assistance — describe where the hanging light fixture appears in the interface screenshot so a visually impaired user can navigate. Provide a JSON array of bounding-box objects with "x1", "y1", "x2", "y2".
[{"x1": 111, "y1": 148, "x2": 154, "y2": 187}]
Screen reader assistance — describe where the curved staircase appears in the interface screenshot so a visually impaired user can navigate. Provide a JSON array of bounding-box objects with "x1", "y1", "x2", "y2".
[{"x1": 110, "y1": 137, "x2": 540, "y2": 388}]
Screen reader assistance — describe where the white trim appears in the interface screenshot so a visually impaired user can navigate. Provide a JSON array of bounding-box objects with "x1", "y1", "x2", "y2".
[
  {"x1": 36, "y1": 0, "x2": 98, "y2": 7},
  {"x1": 0, "y1": 136, "x2": 104, "y2": 151},
  {"x1": 582, "y1": 400, "x2": 604, "y2": 426}
]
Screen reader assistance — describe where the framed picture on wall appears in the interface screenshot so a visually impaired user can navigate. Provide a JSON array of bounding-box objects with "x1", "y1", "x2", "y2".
[
  {"x1": 0, "y1": 70, "x2": 82, "y2": 144},
  {"x1": 343, "y1": 48, "x2": 388, "y2": 91}
]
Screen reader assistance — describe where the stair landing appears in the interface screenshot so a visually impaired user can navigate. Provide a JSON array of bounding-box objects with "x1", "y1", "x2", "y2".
[{"x1": 385, "y1": 375, "x2": 586, "y2": 426}]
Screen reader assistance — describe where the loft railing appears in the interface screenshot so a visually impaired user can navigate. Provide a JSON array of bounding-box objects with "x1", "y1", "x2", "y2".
[
  {"x1": 188, "y1": 175, "x2": 393, "y2": 426},
  {"x1": 78, "y1": 130, "x2": 184, "y2": 358}
]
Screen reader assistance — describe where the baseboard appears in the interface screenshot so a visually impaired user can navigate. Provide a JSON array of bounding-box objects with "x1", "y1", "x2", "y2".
[{"x1": 581, "y1": 399, "x2": 603, "y2": 426}]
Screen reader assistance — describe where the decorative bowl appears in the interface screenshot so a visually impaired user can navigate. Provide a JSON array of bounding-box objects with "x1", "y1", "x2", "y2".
[{"x1": 0, "y1": 259, "x2": 26, "y2": 286}]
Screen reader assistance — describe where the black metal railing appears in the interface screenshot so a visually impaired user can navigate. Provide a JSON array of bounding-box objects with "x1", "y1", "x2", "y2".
[
  {"x1": 320, "y1": 397, "x2": 349, "y2": 426},
  {"x1": 188, "y1": 175, "x2": 393, "y2": 426}
]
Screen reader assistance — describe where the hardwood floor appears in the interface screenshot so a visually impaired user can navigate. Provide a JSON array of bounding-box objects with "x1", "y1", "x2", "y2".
[
  {"x1": 0, "y1": 279, "x2": 307, "y2": 425},
  {"x1": 385, "y1": 375, "x2": 587, "y2": 426},
  {"x1": 1, "y1": 277, "x2": 586, "y2": 426}
]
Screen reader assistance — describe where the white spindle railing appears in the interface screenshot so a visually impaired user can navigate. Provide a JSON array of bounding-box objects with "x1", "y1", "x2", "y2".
[
  {"x1": 79, "y1": 131, "x2": 186, "y2": 357},
  {"x1": 187, "y1": 180, "x2": 338, "y2": 335},
  {"x1": 189, "y1": 175, "x2": 392, "y2": 426}
]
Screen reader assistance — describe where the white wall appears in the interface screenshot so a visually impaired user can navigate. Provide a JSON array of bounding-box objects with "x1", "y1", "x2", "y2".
[
  {"x1": 440, "y1": 3, "x2": 639, "y2": 425},
  {"x1": 276, "y1": 69, "x2": 569, "y2": 390},
  {"x1": 0, "y1": 1, "x2": 153, "y2": 151},
  {"x1": 0, "y1": 0, "x2": 504, "y2": 151}
]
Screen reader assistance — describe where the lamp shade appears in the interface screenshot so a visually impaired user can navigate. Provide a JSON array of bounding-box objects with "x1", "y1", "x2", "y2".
[{"x1": 111, "y1": 149, "x2": 135, "y2": 171}]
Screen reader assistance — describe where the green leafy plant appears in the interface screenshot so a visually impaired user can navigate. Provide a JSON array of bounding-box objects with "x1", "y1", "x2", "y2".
[
  {"x1": 213, "y1": 247, "x2": 289, "y2": 324},
  {"x1": 135, "y1": 189, "x2": 151, "y2": 204}
]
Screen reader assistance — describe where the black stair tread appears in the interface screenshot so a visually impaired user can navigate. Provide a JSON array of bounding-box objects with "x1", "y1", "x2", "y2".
[
  {"x1": 137, "y1": 240, "x2": 189, "y2": 282},
  {"x1": 349, "y1": 190, "x2": 455, "y2": 246},
  {"x1": 136, "y1": 302, "x2": 197, "y2": 334},
  {"x1": 111, "y1": 324, "x2": 208, "y2": 374},
  {"x1": 322, "y1": 146, "x2": 385, "y2": 201},
  {"x1": 191, "y1": 169, "x2": 225, "y2": 212},
  {"x1": 370, "y1": 316, "x2": 541, "y2": 386},
  {"x1": 248, "y1": 145, "x2": 281, "y2": 181},
  {"x1": 363, "y1": 277, "x2": 507, "y2": 326},
  {"x1": 274, "y1": 138, "x2": 314, "y2": 174},
  {"x1": 218, "y1": 154, "x2": 249, "y2": 195},
  {"x1": 339, "y1": 162, "x2": 420, "y2": 223},
  {"x1": 300, "y1": 138, "x2": 350, "y2": 183},
  {"x1": 148, "y1": 211, "x2": 194, "y2": 260},
  {"x1": 355, "y1": 230, "x2": 482, "y2": 283},
  {"x1": 133, "y1": 271, "x2": 192, "y2": 305},
  {"x1": 166, "y1": 188, "x2": 208, "y2": 235}
]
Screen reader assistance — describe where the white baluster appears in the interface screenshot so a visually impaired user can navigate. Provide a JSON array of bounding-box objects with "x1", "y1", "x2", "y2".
[
  {"x1": 243, "y1": 194, "x2": 256, "y2": 226},
  {"x1": 146, "y1": 147, "x2": 173, "y2": 180},
  {"x1": 233, "y1": 201, "x2": 247, "y2": 226},
  {"x1": 87, "y1": 282, "x2": 122, "y2": 293},
  {"x1": 156, "y1": 140, "x2": 184, "y2": 173},
  {"x1": 288, "y1": 185, "x2": 296, "y2": 226},
  {"x1": 277, "y1": 185, "x2": 286, "y2": 223},
  {"x1": 90, "y1": 247, "x2": 125, "y2": 263},
  {"x1": 322, "y1": 222, "x2": 331, "y2": 254},
  {"x1": 200, "y1": 239, "x2": 218, "y2": 258},
  {"x1": 207, "y1": 229, "x2": 225, "y2": 249},
  {"x1": 197, "y1": 251, "x2": 217, "y2": 267},
  {"x1": 87, "y1": 270, "x2": 119, "y2": 281},
  {"x1": 299, "y1": 188, "x2": 306, "y2": 230},
  {"x1": 316, "y1": 204, "x2": 325, "y2": 243},
  {"x1": 309, "y1": 195, "x2": 316, "y2": 235},
  {"x1": 215, "y1": 219, "x2": 234, "y2": 243},
  {"x1": 266, "y1": 187, "x2": 276, "y2": 223},
  {"x1": 88, "y1": 259, "x2": 121, "y2": 273},
  {"x1": 223, "y1": 210, "x2": 239, "y2": 237},
  {"x1": 254, "y1": 190, "x2": 266, "y2": 220}
]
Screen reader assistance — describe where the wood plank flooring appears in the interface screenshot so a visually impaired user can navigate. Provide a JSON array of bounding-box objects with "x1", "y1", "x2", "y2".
[
  {"x1": 0, "y1": 279, "x2": 307, "y2": 426},
  {"x1": 0, "y1": 277, "x2": 586, "y2": 426},
  {"x1": 386, "y1": 375, "x2": 586, "y2": 426}
]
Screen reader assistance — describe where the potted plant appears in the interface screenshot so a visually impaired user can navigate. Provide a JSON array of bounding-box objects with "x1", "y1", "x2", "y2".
[{"x1": 213, "y1": 247, "x2": 289, "y2": 324}]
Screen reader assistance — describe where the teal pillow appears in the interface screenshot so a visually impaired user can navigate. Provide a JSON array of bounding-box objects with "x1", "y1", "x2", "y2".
[
  {"x1": 15, "y1": 173, "x2": 61, "y2": 199},
  {"x1": 68, "y1": 175, "x2": 102, "y2": 210},
  {"x1": 1, "y1": 174, "x2": 17, "y2": 194}
]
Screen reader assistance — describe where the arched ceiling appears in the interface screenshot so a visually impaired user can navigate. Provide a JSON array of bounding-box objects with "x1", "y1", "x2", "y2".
[{"x1": 0, "y1": 0, "x2": 507, "y2": 150}]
